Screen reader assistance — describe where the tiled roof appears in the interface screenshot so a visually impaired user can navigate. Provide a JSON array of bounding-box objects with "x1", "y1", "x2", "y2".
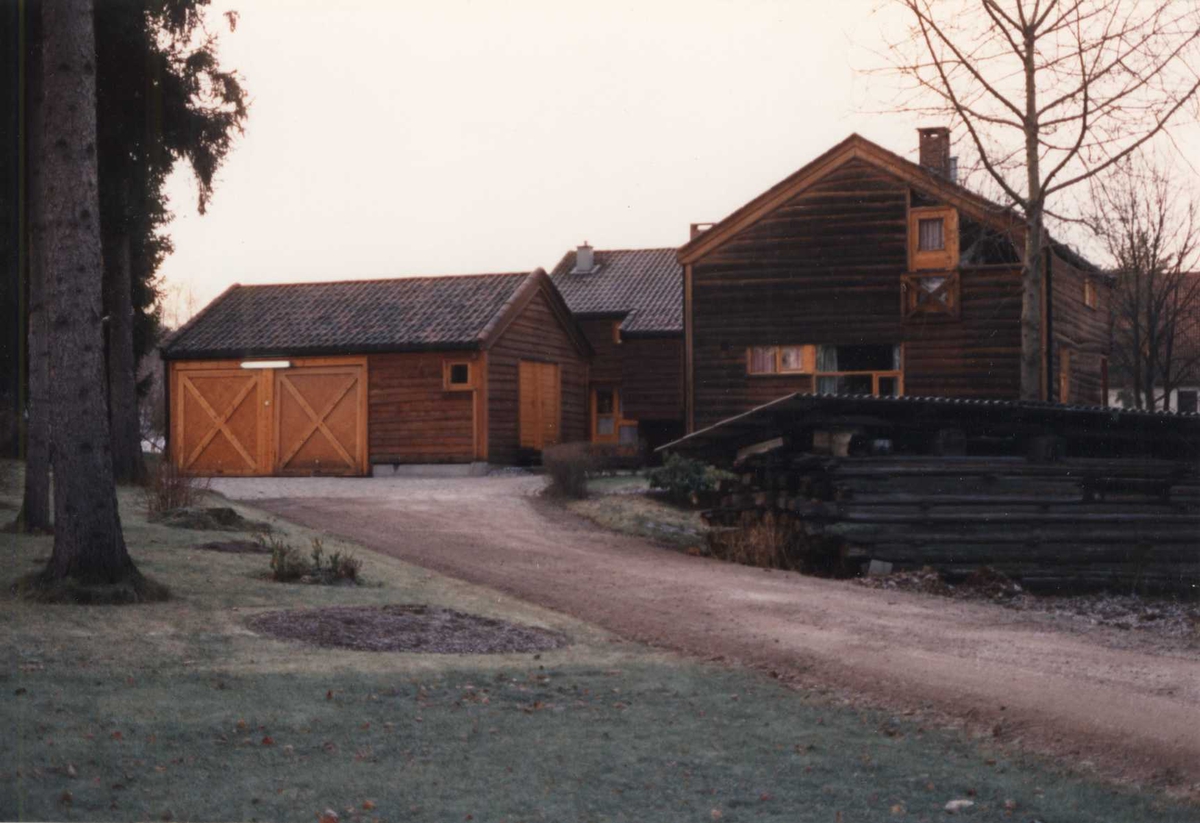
[
  {"x1": 162, "y1": 272, "x2": 536, "y2": 359},
  {"x1": 549, "y1": 247, "x2": 682, "y2": 335}
]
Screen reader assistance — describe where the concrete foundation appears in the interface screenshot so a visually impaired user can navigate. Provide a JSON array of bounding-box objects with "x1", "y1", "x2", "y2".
[{"x1": 371, "y1": 462, "x2": 491, "y2": 478}]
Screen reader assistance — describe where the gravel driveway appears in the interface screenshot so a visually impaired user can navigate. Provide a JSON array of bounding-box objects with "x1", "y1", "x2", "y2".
[{"x1": 213, "y1": 474, "x2": 1200, "y2": 793}]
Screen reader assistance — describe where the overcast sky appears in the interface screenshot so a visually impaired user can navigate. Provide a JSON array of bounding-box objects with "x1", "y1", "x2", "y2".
[{"x1": 157, "y1": 0, "x2": 1200, "y2": 322}]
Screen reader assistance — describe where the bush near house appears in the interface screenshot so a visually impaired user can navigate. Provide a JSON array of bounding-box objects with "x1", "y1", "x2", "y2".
[
  {"x1": 647, "y1": 453, "x2": 734, "y2": 505},
  {"x1": 543, "y1": 442, "x2": 597, "y2": 499}
]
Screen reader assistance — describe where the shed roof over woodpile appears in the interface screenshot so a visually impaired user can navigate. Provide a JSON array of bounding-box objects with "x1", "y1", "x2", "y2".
[
  {"x1": 549, "y1": 247, "x2": 682, "y2": 335},
  {"x1": 661, "y1": 392, "x2": 1200, "y2": 465},
  {"x1": 162, "y1": 270, "x2": 570, "y2": 359}
]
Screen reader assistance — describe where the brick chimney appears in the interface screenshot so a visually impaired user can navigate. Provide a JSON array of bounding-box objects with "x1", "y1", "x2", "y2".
[{"x1": 918, "y1": 127, "x2": 951, "y2": 179}]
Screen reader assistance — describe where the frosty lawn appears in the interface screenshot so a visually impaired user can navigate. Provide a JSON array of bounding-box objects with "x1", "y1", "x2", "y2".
[{"x1": 2, "y1": 462, "x2": 1194, "y2": 822}]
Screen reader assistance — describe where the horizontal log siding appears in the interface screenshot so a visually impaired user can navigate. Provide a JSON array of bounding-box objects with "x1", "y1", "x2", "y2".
[
  {"x1": 578, "y1": 318, "x2": 683, "y2": 423},
  {"x1": 690, "y1": 158, "x2": 1025, "y2": 429},
  {"x1": 367, "y1": 351, "x2": 479, "y2": 464},
  {"x1": 903, "y1": 266, "x2": 1022, "y2": 398},
  {"x1": 579, "y1": 318, "x2": 623, "y2": 384},
  {"x1": 1051, "y1": 253, "x2": 1110, "y2": 406},
  {"x1": 620, "y1": 336, "x2": 683, "y2": 421},
  {"x1": 488, "y1": 288, "x2": 589, "y2": 464}
]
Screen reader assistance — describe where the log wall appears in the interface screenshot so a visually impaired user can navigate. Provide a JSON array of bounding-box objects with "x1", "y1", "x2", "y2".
[
  {"x1": 577, "y1": 317, "x2": 684, "y2": 424},
  {"x1": 705, "y1": 453, "x2": 1200, "y2": 594},
  {"x1": 367, "y1": 351, "x2": 482, "y2": 464},
  {"x1": 1051, "y1": 252, "x2": 1110, "y2": 406},
  {"x1": 688, "y1": 157, "x2": 1101, "y2": 430},
  {"x1": 488, "y1": 287, "x2": 589, "y2": 464}
]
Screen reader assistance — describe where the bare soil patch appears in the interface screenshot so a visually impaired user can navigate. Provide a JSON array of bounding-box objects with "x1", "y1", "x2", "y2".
[
  {"x1": 193, "y1": 539, "x2": 270, "y2": 554},
  {"x1": 859, "y1": 566, "x2": 1200, "y2": 647},
  {"x1": 247, "y1": 604, "x2": 568, "y2": 654},
  {"x1": 150, "y1": 505, "x2": 270, "y2": 532}
]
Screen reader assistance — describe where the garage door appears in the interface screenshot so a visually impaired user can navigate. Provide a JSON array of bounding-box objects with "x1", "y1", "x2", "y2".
[
  {"x1": 518, "y1": 360, "x2": 561, "y2": 451},
  {"x1": 173, "y1": 367, "x2": 269, "y2": 476},
  {"x1": 274, "y1": 364, "x2": 367, "y2": 476},
  {"x1": 171, "y1": 359, "x2": 367, "y2": 476}
]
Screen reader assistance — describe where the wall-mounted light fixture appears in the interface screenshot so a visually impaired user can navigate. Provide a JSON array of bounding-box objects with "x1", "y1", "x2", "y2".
[{"x1": 239, "y1": 360, "x2": 291, "y2": 370}]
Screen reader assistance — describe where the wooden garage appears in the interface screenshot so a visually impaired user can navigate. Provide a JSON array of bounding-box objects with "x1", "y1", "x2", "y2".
[{"x1": 161, "y1": 270, "x2": 591, "y2": 476}]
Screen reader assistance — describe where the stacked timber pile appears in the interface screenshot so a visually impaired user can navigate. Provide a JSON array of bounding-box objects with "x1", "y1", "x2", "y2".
[{"x1": 703, "y1": 454, "x2": 1200, "y2": 594}]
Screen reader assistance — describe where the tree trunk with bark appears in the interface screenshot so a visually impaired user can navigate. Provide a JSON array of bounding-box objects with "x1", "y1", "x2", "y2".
[
  {"x1": 19, "y1": 10, "x2": 52, "y2": 533},
  {"x1": 105, "y1": 226, "x2": 146, "y2": 484},
  {"x1": 36, "y1": 0, "x2": 159, "y2": 599}
]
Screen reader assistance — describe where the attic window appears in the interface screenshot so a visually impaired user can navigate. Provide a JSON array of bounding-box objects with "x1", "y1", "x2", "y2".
[
  {"x1": 1083, "y1": 278, "x2": 1098, "y2": 310},
  {"x1": 918, "y1": 218, "x2": 945, "y2": 251},
  {"x1": 902, "y1": 271, "x2": 960, "y2": 318},
  {"x1": 909, "y1": 206, "x2": 958, "y2": 271},
  {"x1": 444, "y1": 361, "x2": 473, "y2": 391}
]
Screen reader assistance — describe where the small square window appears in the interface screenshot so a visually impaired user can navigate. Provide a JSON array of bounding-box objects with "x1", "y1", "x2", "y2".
[
  {"x1": 918, "y1": 218, "x2": 945, "y2": 251},
  {"x1": 780, "y1": 346, "x2": 811, "y2": 373},
  {"x1": 444, "y1": 361, "x2": 473, "y2": 390},
  {"x1": 595, "y1": 388, "x2": 616, "y2": 415}
]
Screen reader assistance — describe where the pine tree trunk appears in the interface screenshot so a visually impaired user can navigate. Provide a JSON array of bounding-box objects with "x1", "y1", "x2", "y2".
[
  {"x1": 20, "y1": 9, "x2": 52, "y2": 533},
  {"x1": 105, "y1": 228, "x2": 146, "y2": 484},
  {"x1": 39, "y1": 0, "x2": 138, "y2": 586}
]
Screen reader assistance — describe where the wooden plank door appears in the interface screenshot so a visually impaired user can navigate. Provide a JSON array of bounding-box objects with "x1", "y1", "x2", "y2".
[
  {"x1": 173, "y1": 367, "x2": 268, "y2": 475},
  {"x1": 274, "y1": 364, "x2": 367, "y2": 476},
  {"x1": 518, "y1": 360, "x2": 561, "y2": 451}
]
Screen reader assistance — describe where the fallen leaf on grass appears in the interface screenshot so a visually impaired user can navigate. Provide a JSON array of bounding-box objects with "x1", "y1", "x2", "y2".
[
  {"x1": 318, "y1": 809, "x2": 339, "y2": 823},
  {"x1": 262, "y1": 736, "x2": 275, "y2": 746},
  {"x1": 362, "y1": 800, "x2": 376, "y2": 811},
  {"x1": 110, "y1": 731, "x2": 123, "y2": 741}
]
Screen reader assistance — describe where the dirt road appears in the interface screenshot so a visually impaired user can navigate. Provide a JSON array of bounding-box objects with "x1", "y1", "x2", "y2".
[{"x1": 215, "y1": 475, "x2": 1200, "y2": 792}]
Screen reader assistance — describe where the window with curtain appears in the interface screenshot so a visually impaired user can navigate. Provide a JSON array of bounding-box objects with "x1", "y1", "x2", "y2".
[
  {"x1": 749, "y1": 346, "x2": 777, "y2": 374},
  {"x1": 918, "y1": 218, "x2": 945, "y2": 251}
]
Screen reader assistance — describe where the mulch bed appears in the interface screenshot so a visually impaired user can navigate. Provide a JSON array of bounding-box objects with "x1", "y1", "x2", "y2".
[
  {"x1": 193, "y1": 540, "x2": 271, "y2": 554},
  {"x1": 150, "y1": 506, "x2": 272, "y2": 532},
  {"x1": 247, "y1": 605, "x2": 568, "y2": 654}
]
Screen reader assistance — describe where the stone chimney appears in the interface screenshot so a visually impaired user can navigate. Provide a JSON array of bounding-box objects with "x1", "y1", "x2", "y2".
[
  {"x1": 918, "y1": 127, "x2": 952, "y2": 179},
  {"x1": 572, "y1": 242, "x2": 595, "y2": 274}
]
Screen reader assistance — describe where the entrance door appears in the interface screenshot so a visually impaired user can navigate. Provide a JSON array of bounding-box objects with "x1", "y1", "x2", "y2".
[
  {"x1": 518, "y1": 360, "x2": 561, "y2": 451},
  {"x1": 274, "y1": 364, "x2": 367, "y2": 475},
  {"x1": 173, "y1": 367, "x2": 268, "y2": 476}
]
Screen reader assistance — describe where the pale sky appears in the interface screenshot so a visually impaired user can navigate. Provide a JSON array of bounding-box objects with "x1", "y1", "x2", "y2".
[{"x1": 158, "y1": 0, "x2": 1200, "y2": 322}]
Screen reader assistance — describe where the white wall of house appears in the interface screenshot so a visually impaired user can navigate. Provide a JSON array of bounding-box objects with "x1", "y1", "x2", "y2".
[{"x1": 1107, "y1": 386, "x2": 1200, "y2": 413}]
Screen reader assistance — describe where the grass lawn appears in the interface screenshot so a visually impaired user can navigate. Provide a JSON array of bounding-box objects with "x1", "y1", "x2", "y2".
[
  {"x1": 566, "y1": 475, "x2": 706, "y2": 550},
  {"x1": 2, "y1": 461, "x2": 1195, "y2": 822}
]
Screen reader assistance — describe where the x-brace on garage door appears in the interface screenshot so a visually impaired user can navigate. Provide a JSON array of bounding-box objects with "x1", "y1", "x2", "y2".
[{"x1": 170, "y1": 359, "x2": 368, "y2": 476}]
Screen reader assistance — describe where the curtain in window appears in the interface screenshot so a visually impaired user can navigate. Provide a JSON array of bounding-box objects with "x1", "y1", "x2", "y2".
[
  {"x1": 892, "y1": 344, "x2": 902, "y2": 370},
  {"x1": 816, "y1": 345, "x2": 838, "y2": 372},
  {"x1": 918, "y1": 218, "x2": 944, "y2": 251},
  {"x1": 750, "y1": 347, "x2": 776, "y2": 373}
]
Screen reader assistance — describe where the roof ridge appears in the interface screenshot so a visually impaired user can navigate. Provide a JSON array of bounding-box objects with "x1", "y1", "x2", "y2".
[{"x1": 233, "y1": 271, "x2": 534, "y2": 290}]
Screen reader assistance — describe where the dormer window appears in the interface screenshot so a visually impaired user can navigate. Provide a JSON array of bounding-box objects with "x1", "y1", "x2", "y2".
[{"x1": 908, "y1": 206, "x2": 958, "y2": 271}]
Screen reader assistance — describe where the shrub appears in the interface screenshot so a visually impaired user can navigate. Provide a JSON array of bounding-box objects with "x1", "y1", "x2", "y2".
[
  {"x1": 542, "y1": 442, "x2": 596, "y2": 499},
  {"x1": 263, "y1": 534, "x2": 361, "y2": 584},
  {"x1": 263, "y1": 533, "x2": 308, "y2": 582},
  {"x1": 143, "y1": 460, "x2": 209, "y2": 516},
  {"x1": 647, "y1": 454, "x2": 734, "y2": 505}
]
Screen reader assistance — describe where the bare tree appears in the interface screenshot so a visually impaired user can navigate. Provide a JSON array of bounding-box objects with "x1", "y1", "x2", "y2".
[
  {"x1": 1087, "y1": 159, "x2": 1200, "y2": 410},
  {"x1": 33, "y1": 0, "x2": 163, "y2": 600},
  {"x1": 883, "y1": 1, "x2": 1200, "y2": 399}
]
